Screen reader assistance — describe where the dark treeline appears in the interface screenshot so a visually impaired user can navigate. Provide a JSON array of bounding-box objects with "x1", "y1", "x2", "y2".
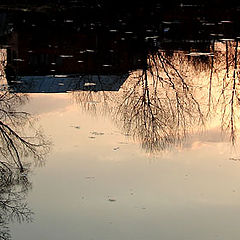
[
  {"x1": 0, "y1": 0, "x2": 239, "y2": 19},
  {"x1": 1, "y1": 0, "x2": 240, "y2": 84},
  {"x1": 0, "y1": 0, "x2": 239, "y2": 7}
]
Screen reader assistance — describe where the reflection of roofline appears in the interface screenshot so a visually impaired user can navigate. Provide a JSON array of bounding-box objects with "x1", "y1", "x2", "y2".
[{"x1": 8, "y1": 74, "x2": 129, "y2": 93}]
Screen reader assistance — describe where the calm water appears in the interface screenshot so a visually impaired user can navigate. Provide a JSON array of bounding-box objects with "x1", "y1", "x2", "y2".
[{"x1": 1, "y1": 2, "x2": 240, "y2": 240}]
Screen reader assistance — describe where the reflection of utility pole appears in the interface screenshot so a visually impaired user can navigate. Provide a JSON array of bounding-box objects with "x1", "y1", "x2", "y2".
[
  {"x1": 229, "y1": 40, "x2": 238, "y2": 145},
  {"x1": 226, "y1": 41, "x2": 229, "y2": 78},
  {"x1": 0, "y1": 49, "x2": 8, "y2": 88},
  {"x1": 208, "y1": 38, "x2": 215, "y2": 113}
]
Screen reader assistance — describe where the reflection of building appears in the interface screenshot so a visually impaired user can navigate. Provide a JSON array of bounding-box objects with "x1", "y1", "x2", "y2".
[
  {"x1": 10, "y1": 74, "x2": 129, "y2": 93},
  {"x1": 3, "y1": 10, "x2": 146, "y2": 92},
  {"x1": 6, "y1": 30, "x2": 144, "y2": 76}
]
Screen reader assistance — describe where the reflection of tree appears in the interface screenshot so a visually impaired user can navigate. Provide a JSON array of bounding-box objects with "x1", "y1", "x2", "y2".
[
  {"x1": 71, "y1": 41, "x2": 240, "y2": 151},
  {"x1": 72, "y1": 89, "x2": 112, "y2": 117},
  {"x1": 71, "y1": 52, "x2": 204, "y2": 153},
  {"x1": 0, "y1": 48, "x2": 50, "y2": 171},
  {"x1": 0, "y1": 164, "x2": 32, "y2": 240},
  {"x1": 115, "y1": 52, "x2": 204, "y2": 152},
  {"x1": 159, "y1": 41, "x2": 240, "y2": 146},
  {"x1": 208, "y1": 40, "x2": 240, "y2": 144},
  {"x1": 0, "y1": 90, "x2": 50, "y2": 239},
  {"x1": 0, "y1": 48, "x2": 50, "y2": 237},
  {"x1": 0, "y1": 92, "x2": 50, "y2": 172}
]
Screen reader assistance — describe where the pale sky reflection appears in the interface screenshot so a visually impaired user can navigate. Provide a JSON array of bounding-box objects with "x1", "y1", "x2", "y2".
[
  {"x1": 9, "y1": 91, "x2": 240, "y2": 240},
  {"x1": 5, "y1": 39, "x2": 240, "y2": 240}
]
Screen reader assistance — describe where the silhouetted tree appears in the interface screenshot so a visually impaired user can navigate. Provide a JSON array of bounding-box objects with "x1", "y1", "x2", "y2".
[
  {"x1": 0, "y1": 91, "x2": 50, "y2": 172},
  {"x1": 0, "y1": 51, "x2": 50, "y2": 238},
  {"x1": 0, "y1": 160, "x2": 32, "y2": 240}
]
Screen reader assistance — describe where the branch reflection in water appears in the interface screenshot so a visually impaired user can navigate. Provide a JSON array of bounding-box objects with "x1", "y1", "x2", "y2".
[
  {"x1": 0, "y1": 164, "x2": 32, "y2": 240},
  {"x1": 72, "y1": 40, "x2": 240, "y2": 152},
  {"x1": 212, "y1": 40, "x2": 240, "y2": 145},
  {"x1": 0, "y1": 52, "x2": 51, "y2": 239},
  {"x1": 71, "y1": 52, "x2": 206, "y2": 153}
]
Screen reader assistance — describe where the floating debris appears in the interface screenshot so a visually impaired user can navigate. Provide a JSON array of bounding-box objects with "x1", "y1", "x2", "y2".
[
  {"x1": 202, "y1": 22, "x2": 215, "y2": 26},
  {"x1": 86, "y1": 49, "x2": 95, "y2": 53},
  {"x1": 55, "y1": 75, "x2": 68, "y2": 78},
  {"x1": 162, "y1": 21, "x2": 175, "y2": 24},
  {"x1": 210, "y1": 33, "x2": 224, "y2": 37},
  {"x1": 70, "y1": 125, "x2": 80, "y2": 129},
  {"x1": 185, "y1": 52, "x2": 213, "y2": 56},
  {"x1": 59, "y1": 55, "x2": 74, "y2": 58},
  {"x1": 219, "y1": 38, "x2": 235, "y2": 41},
  {"x1": 85, "y1": 176, "x2": 95, "y2": 179},
  {"x1": 91, "y1": 132, "x2": 104, "y2": 136},
  {"x1": 108, "y1": 198, "x2": 116, "y2": 202},
  {"x1": 102, "y1": 64, "x2": 112, "y2": 67},
  {"x1": 145, "y1": 36, "x2": 159, "y2": 40},
  {"x1": 220, "y1": 20, "x2": 232, "y2": 23},
  {"x1": 84, "y1": 82, "x2": 96, "y2": 86},
  {"x1": 10, "y1": 80, "x2": 23, "y2": 84},
  {"x1": 113, "y1": 147, "x2": 120, "y2": 151},
  {"x1": 13, "y1": 58, "x2": 24, "y2": 62},
  {"x1": 65, "y1": 20, "x2": 74, "y2": 23}
]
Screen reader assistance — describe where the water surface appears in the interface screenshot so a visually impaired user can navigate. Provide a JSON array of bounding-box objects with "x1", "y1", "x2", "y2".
[{"x1": 1, "y1": 2, "x2": 240, "y2": 240}]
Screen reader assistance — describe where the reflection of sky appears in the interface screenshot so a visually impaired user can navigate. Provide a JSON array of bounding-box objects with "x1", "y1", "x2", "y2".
[{"x1": 10, "y1": 93, "x2": 240, "y2": 240}]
